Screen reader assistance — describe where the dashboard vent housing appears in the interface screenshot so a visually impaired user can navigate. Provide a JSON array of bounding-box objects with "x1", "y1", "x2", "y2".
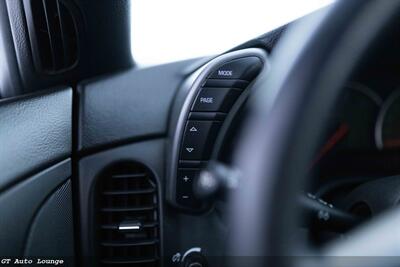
[
  {"x1": 24, "y1": 0, "x2": 79, "y2": 74},
  {"x1": 95, "y1": 162, "x2": 160, "y2": 266}
]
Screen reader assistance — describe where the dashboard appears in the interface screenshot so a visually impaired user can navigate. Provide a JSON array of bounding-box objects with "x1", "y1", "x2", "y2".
[{"x1": 3, "y1": 2, "x2": 400, "y2": 264}]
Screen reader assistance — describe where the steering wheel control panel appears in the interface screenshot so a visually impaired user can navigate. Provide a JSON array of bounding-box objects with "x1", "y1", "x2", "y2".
[{"x1": 168, "y1": 49, "x2": 268, "y2": 212}]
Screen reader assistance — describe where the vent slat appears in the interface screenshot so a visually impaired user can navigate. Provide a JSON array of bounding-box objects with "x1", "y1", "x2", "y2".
[
  {"x1": 102, "y1": 188, "x2": 155, "y2": 195},
  {"x1": 25, "y1": 0, "x2": 78, "y2": 74},
  {"x1": 101, "y1": 222, "x2": 158, "y2": 230},
  {"x1": 40, "y1": 0, "x2": 56, "y2": 70},
  {"x1": 96, "y1": 162, "x2": 160, "y2": 266},
  {"x1": 101, "y1": 239, "x2": 159, "y2": 247},
  {"x1": 55, "y1": 0, "x2": 67, "y2": 66},
  {"x1": 111, "y1": 173, "x2": 148, "y2": 179},
  {"x1": 101, "y1": 205, "x2": 156, "y2": 212}
]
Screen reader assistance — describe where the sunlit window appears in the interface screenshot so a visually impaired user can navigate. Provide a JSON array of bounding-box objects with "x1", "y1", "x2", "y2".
[{"x1": 131, "y1": 0, "x2": 333, "y2": 66}]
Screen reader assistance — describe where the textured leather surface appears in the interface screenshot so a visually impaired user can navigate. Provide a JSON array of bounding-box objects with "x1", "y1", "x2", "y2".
[
  {"x1": 0, "y1": 87, "x2": 72, "y2": 191},
  {"x1": 230, "y1": 25, "x2": 287, "y2": 53},
  {"x1": 77, "y1": 58, "x2": 200, "y2": 152},
  {"x1": 24, "y1": 179, "x2": 75, "y2": 264},
  {"x1": 0, "y1": 160, "x2": 71, "y2": 256}
]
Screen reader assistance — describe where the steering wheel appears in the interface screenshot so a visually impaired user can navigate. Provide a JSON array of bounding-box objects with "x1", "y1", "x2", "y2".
[{"x1": 228, "y1": 1, "x2": 400, "y2": 266}]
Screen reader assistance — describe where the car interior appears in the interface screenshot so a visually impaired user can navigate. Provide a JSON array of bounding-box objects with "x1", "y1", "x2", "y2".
[{"x1": 2, "y1": 0, "x2": 400, "y2": 266}]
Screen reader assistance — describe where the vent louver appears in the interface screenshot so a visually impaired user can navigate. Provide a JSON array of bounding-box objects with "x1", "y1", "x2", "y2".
[
  {"x1": 24, "y1": 0, "x2": 79, "y2": 74},
  {"x1": 96, "y1": 163, "x2": 160, "y2": 266}
]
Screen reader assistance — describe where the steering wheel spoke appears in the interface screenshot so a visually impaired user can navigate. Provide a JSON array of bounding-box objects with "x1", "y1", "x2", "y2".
[
  {"x1": 227, "y1": 1, "x2": 400, "y2": 266},
  {"x1": 323, "y1": 207, "x2": 400, "y2": 257}
]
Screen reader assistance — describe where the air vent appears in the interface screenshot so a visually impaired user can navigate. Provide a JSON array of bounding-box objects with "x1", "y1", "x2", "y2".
[
  {"x1": 24, "y1": 0, "x2": 79, "y2": 74},
  {"x1": 96, "y1": 163, "x2": 160, "y2": 266}
]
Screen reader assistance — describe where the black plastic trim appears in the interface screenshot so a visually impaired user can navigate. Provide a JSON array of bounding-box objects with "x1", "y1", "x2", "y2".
[
  {"x1": 203, "y1": 79, "x2": 249, "y2": 89},
  {"x1": 178, "y1": 160, "x2": 209, "y2": 168},
  {"x1": 188, "y1": 112, "x2": 227, "y2": 121}
]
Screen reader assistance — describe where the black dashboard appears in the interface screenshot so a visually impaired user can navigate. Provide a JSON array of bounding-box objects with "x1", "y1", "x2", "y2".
[
  {"x1": 2, "y1": 1, "x2": 400, "y2": 265},
  {"x1": 308, "y1": 38, "x2": 400, "y2": 229},
  {"x1": 317, "y1": 40, "x2": 400, "y2": 179},
  {"x1": 75, "y1": 48, "x2": 271, "y2": 266}
]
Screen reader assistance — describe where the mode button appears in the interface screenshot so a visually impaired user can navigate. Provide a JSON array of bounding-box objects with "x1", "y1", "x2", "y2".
[{"x1": 209, "y1": 57, "x2": 262, "y2": 81}]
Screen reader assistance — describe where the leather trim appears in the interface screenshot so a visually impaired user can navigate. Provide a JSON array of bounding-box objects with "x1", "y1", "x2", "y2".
[
  {"x1": 24, "y1": 179, "x2": 74, "y2": 261},
  {"x1": 77, "y1": 59, "x2": 199, "y2": 153},
  {"x1": 0, "y1": 87, "x2": 72, "y2": 191},
  {"x1": 0, "y1": 159, "x2": 71, "y2": 256}
]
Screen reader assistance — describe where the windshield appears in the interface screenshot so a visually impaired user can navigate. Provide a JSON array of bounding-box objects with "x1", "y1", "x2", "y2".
[{"x1": 131, "y1": 0, "x2": 333, "y2": 66}]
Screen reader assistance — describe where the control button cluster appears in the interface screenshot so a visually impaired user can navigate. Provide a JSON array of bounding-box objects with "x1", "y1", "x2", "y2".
[
  {"x1": 176, "y1": 169, "x2": 201, "y2": 208},
  {"x1": 176, "y1": 55, "x2": 263, "y2": 210}
]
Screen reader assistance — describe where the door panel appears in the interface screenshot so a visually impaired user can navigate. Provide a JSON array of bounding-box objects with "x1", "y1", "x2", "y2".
[
  {"x1": 0, "y1": 88, "x2": 72, "y2": 190},
  {"x1": 0, "y1": 160, "x2": 72, "y2": 256},
  {"x1": 24, "y1": 178, "x2": 74, "y2": 261},
  {"x1": 0, "y1": 88, "x2": 74, "y2": 263}
]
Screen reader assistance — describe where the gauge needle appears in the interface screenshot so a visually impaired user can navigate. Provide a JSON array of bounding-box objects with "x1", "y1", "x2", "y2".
[{"x1": 311, "y1": 123, "x2": 350, "y2": 167}]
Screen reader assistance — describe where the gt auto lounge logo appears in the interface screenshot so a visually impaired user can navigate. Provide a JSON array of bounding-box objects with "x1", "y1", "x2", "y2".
[{"x1": 1, "y1": 258, "x2": 64, "y2": 266}]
